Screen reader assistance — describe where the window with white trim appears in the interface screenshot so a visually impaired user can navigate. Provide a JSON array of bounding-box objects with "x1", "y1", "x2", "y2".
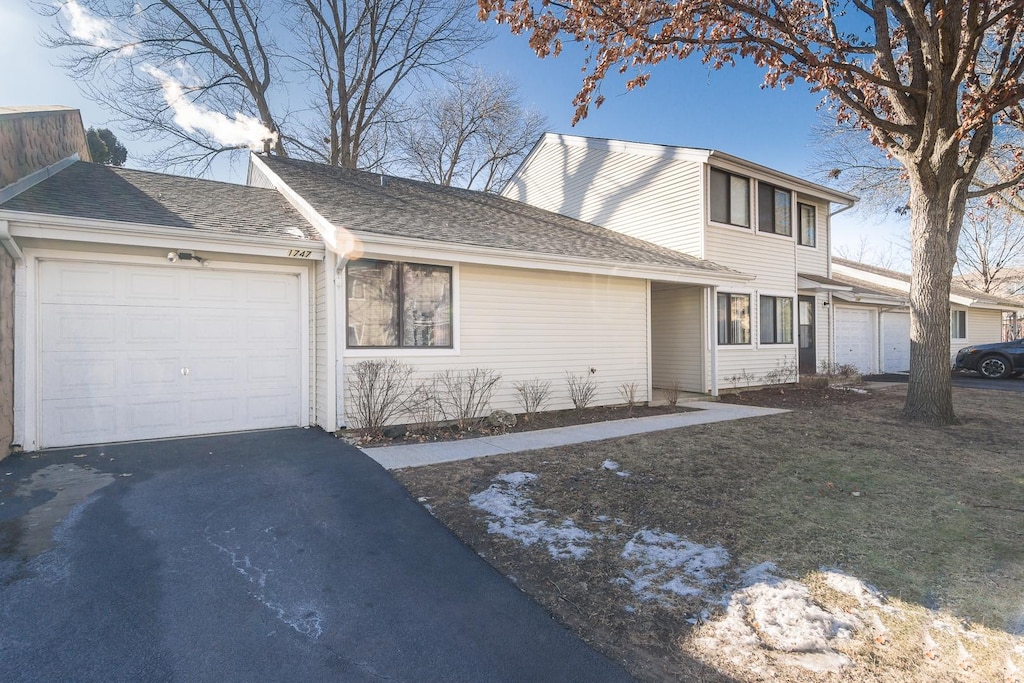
[
  {"x1": 710, "y1": 168, "x2": 750, "y2": 227},
  {"x1": 798, "y1": 203, "x2": 816, "y2": 247},
  {"x1": 717, "y1": 292, "x2": 751, "y2": 345},
  {"x1": 759, "y1": 295, "x2": 794, "y2": 344},
  {"x1": 758, "y1": 182, "x2": 792, "y2": 236},
  {"x1": 951, "y1": 309, "x2": 967, "y2": 340},
  {"x1": 346, "y1": 259, "x2": 452, "y2": 348}
]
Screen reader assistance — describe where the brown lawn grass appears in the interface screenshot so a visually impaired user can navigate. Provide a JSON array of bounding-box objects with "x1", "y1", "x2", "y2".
[{"x1": 395, "y1": 386, "x2": 1024, "y2": 682}]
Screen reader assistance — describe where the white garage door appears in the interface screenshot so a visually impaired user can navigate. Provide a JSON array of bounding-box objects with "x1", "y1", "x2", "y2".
[
  {"x1": 834, "y1": 306, "x2": 876, "y2": 374},
  {"x1": 39, "y1": 260, "x2": 303, "y2": 448},
  {"x1": 881, "y1": 312, "x2": 911, "y2": 373}
]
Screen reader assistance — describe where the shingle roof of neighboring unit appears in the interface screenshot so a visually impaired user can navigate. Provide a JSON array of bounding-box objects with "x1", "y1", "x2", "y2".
[
  {"x1": 0, "y1": 161, "x2": 316, "y2": 242},
  {"x1": 258, "y1": 155, "x2": 742, "y2": 274},
  {"x1": 832, "y1": 257, "x2": 1024, "y2": 308}
]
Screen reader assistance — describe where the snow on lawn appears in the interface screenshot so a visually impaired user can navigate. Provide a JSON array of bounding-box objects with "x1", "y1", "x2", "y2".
[
  {"x1": 694, "y1": 565, "x2": 897, "y2": 674},
  {"x1": 601, "y1": 460, "x2": 631, "y2": 477},
  {"x1": 614, "y1": 529, "x2": 731, "y2": 605},
  {"x1": 469, "y1": 472, "x2": 594, "y2": 560}
]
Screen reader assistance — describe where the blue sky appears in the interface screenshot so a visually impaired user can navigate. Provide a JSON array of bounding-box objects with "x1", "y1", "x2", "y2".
[{"x1": 2, "y1": 0, "x2": 908, "y2": 263}]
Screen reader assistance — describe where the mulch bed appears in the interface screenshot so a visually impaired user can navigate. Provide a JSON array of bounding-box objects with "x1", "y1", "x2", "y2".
[
  {"x1": 717, "y1": 382, "x2": 876, "y2": 410},
  {"x1": 354, "y1": 403, "x2": 698, "y2": 448}
]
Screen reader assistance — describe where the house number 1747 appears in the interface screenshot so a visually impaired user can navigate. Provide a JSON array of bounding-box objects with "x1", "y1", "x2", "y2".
[{"x1": 288, "y1": 249, "x2": 313, "y2": 258}]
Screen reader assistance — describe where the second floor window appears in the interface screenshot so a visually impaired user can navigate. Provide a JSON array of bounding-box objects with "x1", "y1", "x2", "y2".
[
  {"x1": 717, "y1": 292, "x2": 751, "y2": 345},
  {"x1": 346, "y1": 259, "x2": 453, "y2": 348},
  {"x1": 798, "y1": 203, "x2": 817, "y2": 247},
  {"x1": 760, "y1": 295, "x2": 794, "y2": 344},
  {"x1": 758, "y1": 182, "x2": 792, "y2": 236},
  {"x1": 710, "y1": 168, "x2": 750, "y2": 227}
]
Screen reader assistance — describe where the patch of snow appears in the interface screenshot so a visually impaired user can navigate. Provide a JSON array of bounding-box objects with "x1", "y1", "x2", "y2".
[
  {"x1": 615, "y1": 471, "x2": 631, "y2": 478},
  {"x1": 696, "y1": 563, "x2": 856, "y2": 673},
  {"x1": 821, "y1": 569, "x2": 884, "y2": 608},
  {"x1": 594, "y1": 515, "x2": 610, "y2": 522},
  {"x1": 601, "y1": 460, "x2": 620, "y2": 471},
  {"x1": 615, "y1": 529, "x2": 730, "y2": 605},
  {"x1": 469, "y1": 472, "x2": 594, "y2": 560}
]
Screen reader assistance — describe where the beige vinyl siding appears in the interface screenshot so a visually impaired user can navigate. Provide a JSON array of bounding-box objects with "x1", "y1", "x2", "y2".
[
  {"x1": 651, "y1": 285, "x2": 703, "y2": 392},
  {"x1": 795, "y1": 197, "x2": 829, "y2": 278},
  {"x1": 706, "y1": 225, "x2": 797, "y2": 291},
  {"x1": 952, "y1": 308, "x2": 1004, "y2": 364},
  {"x1": 313, "y1": 259, "x2": 328, "y2": 426},
  {"x1": 341, "y1": 264, "x2": 649, "y2": 425},
  {"x1": 717, "y1": 347, "x2": 799, "y2": 389},
  {"x1": 504, "y1": 143, "x2": 704, "y2": 257}
]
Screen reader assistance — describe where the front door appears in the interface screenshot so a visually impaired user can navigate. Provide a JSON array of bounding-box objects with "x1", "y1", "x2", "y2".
[{"x1": 798, "y1": 296, "x2": 816, "y2": 375}]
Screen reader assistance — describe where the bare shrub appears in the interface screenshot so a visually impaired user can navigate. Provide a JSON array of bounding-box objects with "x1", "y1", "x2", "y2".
[
  {"x1": 405, "y1": 379, "x2": 442, "y2": 431},
  {"x1": 618, "y1": 381, "x2": 639, "y2": 411},
  {"x1": 663, "y1": 380, "x2": 682, "y2": 407},
  {"x1": 819, "y1": 361, "x2": 861, "y2": 379},
  {"x1": 725, "y1": 369, "x2": 757, "y2": 390},
  {"x1": 513, "y1": 378, "x2": 552, "y2": 420},
  {"x1": 435, "y1": 368, "x2": 502, "y2": 429},
  {"x1": 566, "y1": 371, "x2": 598, "y2": 410},
  {"x1": 348, "y1": 359, "x2": 413, "y2": 437},
  {"x1": 762, "y1": 361, "x2": 798, "y2": 385}
]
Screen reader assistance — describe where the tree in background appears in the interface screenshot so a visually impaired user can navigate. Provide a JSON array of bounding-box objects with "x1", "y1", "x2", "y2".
[
  {"x1": 395, "y1": 69, "x2": 547, "y2": 191},
  {"x1": 45, "y1": 0, "x2": 486, "y2": 171},
  {"x1": 86, "y1": 127, "x2": 128, "y2": 166},
  {"x1": 480, "y1": 0, "x2": 1024, "y2": 424}
]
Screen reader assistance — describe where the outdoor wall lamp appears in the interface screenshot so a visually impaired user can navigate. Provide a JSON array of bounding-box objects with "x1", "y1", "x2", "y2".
[{"x1": 167, "y1": 250, "x2": 205, "y2": 265}]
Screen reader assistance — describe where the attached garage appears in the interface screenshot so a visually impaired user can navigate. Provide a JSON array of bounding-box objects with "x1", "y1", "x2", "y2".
[
  {"x1": 880, "y1": 311, "x2": 911, "y2": 373},
  {"x1": 36, "y1": 259, "x2": 307, "y2": 448},
  {"x1": 834, "y1": 306, "x2": 877, "y2": 374}
]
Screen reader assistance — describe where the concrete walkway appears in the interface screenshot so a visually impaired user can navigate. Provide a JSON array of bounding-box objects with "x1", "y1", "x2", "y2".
[{"x1": 364, "y1": 401, "x2": 788, "y2": 470}]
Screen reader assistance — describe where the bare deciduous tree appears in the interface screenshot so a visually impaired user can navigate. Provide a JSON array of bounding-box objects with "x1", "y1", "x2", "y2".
[
  {"x1": 481, "y1": 0, "x2": 1024, "y2": 424},
  {"x1": 956, "y1": 206, "x2": 1024, "y2": 295},
  {"x1": 394, "y1": 68, "x2": 547, "y2": 191},
  {"x1": 44, "y1": 0, "x2": 486, "y2": 172}
]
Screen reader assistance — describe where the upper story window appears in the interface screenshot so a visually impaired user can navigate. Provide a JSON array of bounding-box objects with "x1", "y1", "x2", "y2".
[
  {"x1": 758, "y1": 182, "x2": 792, "y2": 236},
  {"x1": 798, "y1": 203, "x2": 817, "y2": 247},
  {"x1": 346, "y1": 259, "x2": 452, "y2": 348},
  {"x1": 759, "y1": 295, "x2": 794, "y2": 344},
  {"x1": 710, "y1": 168, "x2": 750, "y2": 227},
  {"x1": 717, "y1": 292, "x2": 751, "y2": 345},
  {"x1": 951, "y1": 310, "x2": 967, "y2": 340}
]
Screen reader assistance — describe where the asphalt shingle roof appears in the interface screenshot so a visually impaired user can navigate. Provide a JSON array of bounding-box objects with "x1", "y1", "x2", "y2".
[
  {"x1": 0, "y1": 161, "x2": 316, "y2": 242},
  {"x1": 259, "y1": 156, "x2": 740, "y2": 274}
]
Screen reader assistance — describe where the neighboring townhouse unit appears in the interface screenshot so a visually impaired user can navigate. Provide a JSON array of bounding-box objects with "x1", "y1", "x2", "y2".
[
  {"x1": 830, "y1": 258, "x2": 1024, "y2": 374},
  {"x1": 501, "y1": 134, "x2": 858, "y2": 389},
  {"x1": 0, "y1": 106, "x2": 92, "y2": 458}
]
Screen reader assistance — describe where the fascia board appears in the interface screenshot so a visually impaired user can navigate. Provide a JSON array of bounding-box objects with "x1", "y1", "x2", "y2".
[{"x1": 1, "y1": 210, "x2": 325, "y2": 259}]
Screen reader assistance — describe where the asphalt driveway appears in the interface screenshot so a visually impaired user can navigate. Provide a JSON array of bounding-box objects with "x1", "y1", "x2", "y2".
[
  {"x1": 865, "y1": 372, "x2": 1024, "y2": 393},
  {"x1": 0, "y1": 428, "x2": 631, "y2": 683}
]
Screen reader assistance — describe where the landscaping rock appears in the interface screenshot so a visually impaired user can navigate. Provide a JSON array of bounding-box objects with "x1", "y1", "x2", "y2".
[{"x1": 486, "y1": 410, "x2": 517, "y2": 428}]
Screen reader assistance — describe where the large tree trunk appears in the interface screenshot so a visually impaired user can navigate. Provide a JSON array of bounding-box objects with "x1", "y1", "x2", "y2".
[{"x1": 902, "y1": 164, "x2": 968, "y2": 425}]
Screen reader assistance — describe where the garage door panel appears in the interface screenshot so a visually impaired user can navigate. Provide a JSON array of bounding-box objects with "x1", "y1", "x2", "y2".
[
  {"x1": 42, "y1": 308, "x2": 118, "y2": 348},
  {"x1": 39, "y1": 260, "x2": 303, "y2": 448},
  {"x1": 43, "y1": 402, "x2": 118, "y2": 442},
  {"x1": 881, "y1": 312, "x2": 911, "y2": 373},
  {"x1": 127, "y1": 313, "x2": 182, "y2": 345},
  {"x1": 127, "y1": 271, "x2": 181, "y2": 302},
  {"x1": 45, "y1": 357, "x2": 118, "y2": 395},
  {"x1": 41, "y1": 265, "x2": 117, "y2": 302}
]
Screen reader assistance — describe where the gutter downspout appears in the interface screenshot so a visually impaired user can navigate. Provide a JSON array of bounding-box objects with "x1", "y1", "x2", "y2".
[{"x1": 334, "y1": 254, "x2": 349, "y2": 430}]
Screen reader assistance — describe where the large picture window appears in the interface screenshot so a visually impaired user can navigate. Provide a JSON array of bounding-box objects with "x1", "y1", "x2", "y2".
[
  {"x1": 759, "y1": 295, "x2": 794, "y2": 344},
  {"x1": 346, "y1": 259, "x2": 452, "y2": 348},
  {"x1": 710, "y1": 168, "x2": 750, "y2": 227},
  {"x1": 758, "y1": 182, "x2": 792, "y2": 236},
  {"x1": 717, "y1": 292, "x2": 751, "y2": 345},
  {"x1": 798, "y1": 203, "x2": 817, "y2": 247}
]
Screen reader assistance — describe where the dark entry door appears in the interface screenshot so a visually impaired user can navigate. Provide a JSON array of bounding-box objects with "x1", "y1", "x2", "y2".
[{"x1": 798, "y1": 296, "x2": 816, "y2": 375}]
